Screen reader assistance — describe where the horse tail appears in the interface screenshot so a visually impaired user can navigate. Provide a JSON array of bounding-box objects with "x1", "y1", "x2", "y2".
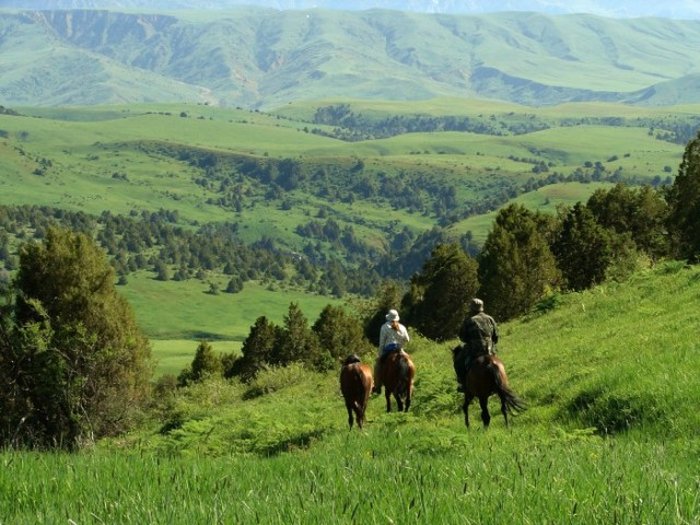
[
  {"x1": 490, "y1": 362, "x2": 526, "y2": 414},
  {"x1": 351, "y1": 399, "x2": 363, "y2": 414}
]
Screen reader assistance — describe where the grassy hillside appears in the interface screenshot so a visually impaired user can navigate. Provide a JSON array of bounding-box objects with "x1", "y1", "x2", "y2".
[
  {"x1": 1, "y1": 262, "x2": 698, "y2": 523},
  {"x1": 5, "y1": 9, "x2": 700, "y2": 107}
]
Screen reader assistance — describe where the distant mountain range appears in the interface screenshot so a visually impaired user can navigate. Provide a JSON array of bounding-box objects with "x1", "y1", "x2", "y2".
[
  {"x1": 3, "y1": 6, "x2": 700, "y2": 108},
  {"x1": 4, "y1": 1, "x2": 700, "y2": 19}
]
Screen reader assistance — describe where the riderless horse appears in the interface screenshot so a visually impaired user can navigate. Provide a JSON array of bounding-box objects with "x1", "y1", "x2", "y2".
[{"x1": 340, "y1": 354, "x2": 373, "y2": 429}]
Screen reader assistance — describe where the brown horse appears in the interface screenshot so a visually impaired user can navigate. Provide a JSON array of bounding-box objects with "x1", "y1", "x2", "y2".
[
  {"x1": 380, "y1": 350, "x2": 415, "y2": 412},
  {"x1": 462, "y1": 354, "x2": 525, "y2": 428},
  {"x1": 340, "y1": 355, "x2": 373, "y2": 429}
]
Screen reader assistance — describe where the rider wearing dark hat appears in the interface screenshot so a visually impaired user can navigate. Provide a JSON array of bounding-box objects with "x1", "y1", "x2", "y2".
[{"x1": 453, "y1": 298, "x2": 499, "y2": 393}]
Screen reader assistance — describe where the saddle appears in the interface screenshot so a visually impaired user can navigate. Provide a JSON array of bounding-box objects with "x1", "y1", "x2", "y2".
[
  {"x1": 379, "y1": 344, "x2": 402, "y2": 363},
  {"x1": 454, "y1": 344, "x2": 490, "y2": 377}
]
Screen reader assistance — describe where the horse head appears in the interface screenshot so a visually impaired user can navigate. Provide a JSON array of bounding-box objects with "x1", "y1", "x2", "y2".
[{"x1": 343, "y1": 354, "x2": 362, "y2": 366}]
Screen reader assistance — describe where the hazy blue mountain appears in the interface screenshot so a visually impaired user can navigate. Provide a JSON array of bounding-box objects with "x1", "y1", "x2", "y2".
[
  {"x1": 3, "y1": 1, "x2": 700, "y2": 19},
  {"x1": 3, "y1": 7, "x2": 700, "y2": 107}
]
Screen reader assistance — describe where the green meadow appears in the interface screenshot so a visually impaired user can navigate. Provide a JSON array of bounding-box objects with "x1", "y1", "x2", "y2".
[
  {"x1": 119, "y1": 271, "x2": 341, "y2": 341},
  {"x1": 1, "y1": 262, "x2": 698, "y2": 523},
  {"x1": 120, "y1": 271, "x2": 343, "y2": 376},
  {"x1": 151, "y1": 339, "x2": 242, "y2": 377}
]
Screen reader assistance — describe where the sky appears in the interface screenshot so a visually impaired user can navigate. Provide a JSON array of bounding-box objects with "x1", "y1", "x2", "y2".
[{"x1": 3, "y1": 0, "x2": 700, "y2": 19}]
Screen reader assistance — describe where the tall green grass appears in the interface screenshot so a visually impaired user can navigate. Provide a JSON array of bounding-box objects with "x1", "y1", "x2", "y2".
[{"x1": 1, "y1": 431, "x2": 697, "y2": 524}]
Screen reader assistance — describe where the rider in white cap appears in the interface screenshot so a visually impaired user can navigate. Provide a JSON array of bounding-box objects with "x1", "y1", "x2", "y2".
[{"x1": 373, "y1": 309, "x2": 410, "y2": 394}]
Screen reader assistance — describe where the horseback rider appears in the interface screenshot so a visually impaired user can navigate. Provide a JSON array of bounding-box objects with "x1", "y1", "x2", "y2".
[
  {"x1": 373, "y1": 308, "x2": 410, "y2": 394},
  {"x1": 454, "y1": 298, "x2": 499, "y2": 393}
]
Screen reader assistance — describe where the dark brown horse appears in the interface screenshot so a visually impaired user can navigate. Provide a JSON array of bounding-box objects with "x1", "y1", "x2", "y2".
[
  {"x1": 461, "y1": 354, "x2": 525, "y2": 428},
  {"x1": 340, "y1": 355, "x2": 373, "y2": 429},
  {"x1": 379, "y1": 350, "x2": 415, "y2": 412}
]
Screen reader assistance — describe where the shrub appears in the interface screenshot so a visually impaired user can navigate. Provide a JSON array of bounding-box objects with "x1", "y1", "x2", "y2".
[{"x1": 243, "y1": 362, "x2": 308, "y2": 399}]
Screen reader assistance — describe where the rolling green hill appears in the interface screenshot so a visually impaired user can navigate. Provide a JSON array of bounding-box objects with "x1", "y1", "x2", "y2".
[{"x1": 4, "y1": 9, "x2": 700, "y2": 107}]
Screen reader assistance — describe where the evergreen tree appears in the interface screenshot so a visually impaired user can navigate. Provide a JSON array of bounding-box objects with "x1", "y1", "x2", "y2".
[
  {"x1": 587, "y1": 183, "x2": 668, "y2": 259},
  {"x1": 667, "y1": 133, "x2": 700, "y2": 261},
  {"x1": 272, "y1": 302, "x2": 322, "y2": 369},
  {"x1": 179, "y1": 341, "x2": 223, "y2": 385},
  {"x1": 1, "y1": 227, "x2": 152, "y2": 449},
  {"x1": 404, "y1": 243, "x2": 479, "y2": 341},
  {"x1": 478, "y1": 204, "x2": 560, "y2": 321},
  {"x1": 312, "y1": 304, "x2": 372, "y2": 364},
  {"x1": 154, "y1": 260, "x2": 170, "y2": 281},
  {"x1": 225, "y1": 276, "x2": 243, "y2": 293},
  {"x1": 552, "y1": 203, "x2": 613, "y2": 291},
  {"x1": 234, "y1": 316, "x2": 278, "y2": 382}
]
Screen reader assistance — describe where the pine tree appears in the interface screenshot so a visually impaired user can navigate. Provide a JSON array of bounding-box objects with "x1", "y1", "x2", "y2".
[
  {"x1": 181, "y1": 341, "x2": 223, "y2": 384},
  {"x1": 312, "y1": 304, "x2": 372, "y2": 364},
  {"x1": 552, "y1": 203, "x2": 613, "y2": 291},
  {"x1": 587, "y1": 183, "x2": 668, "y2": 259},
  {"x1": 272, "y1": 302, "x2": 322, "y2": 369},
  {"x1": 405, "y1": 243, "x2": 479, "y2": 341},
  {"x1": 234, "y1": 316, "x2": 278, "y2": 382},
  {"x1": 667, "y1": 133, "x2": 700, "y2": 261},
  {"x1": 478, "y1": 204, "x2": 560, "y2": 321}
]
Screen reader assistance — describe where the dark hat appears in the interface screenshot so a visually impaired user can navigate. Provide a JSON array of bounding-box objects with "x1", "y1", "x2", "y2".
[{"x1": 469, "y1": 298, "x2": 484, "y2": 312}]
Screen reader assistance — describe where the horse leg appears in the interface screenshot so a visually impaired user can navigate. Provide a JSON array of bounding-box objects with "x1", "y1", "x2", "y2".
[
  {"x1": 396, "y1": 392, "x2": 404, "y2": 412},
  {"x1": 404, "y1": 386, "x2": 412, "y2": 412},
  {"x1": 479, "y1": 396, "x2": 491, "y2": 428},
  {"x1": 463, "y1": 394, "x2": 474, "y2": 428},
  {"x1": 355, "y1": 404, "x2": 364, "y2": 429},
  {"x1": 385, "y1": 390, "x2": 392, "y2": 412},
  {"x1": 345, "y1": 401, "x2": 354, "y2": 429},
  {"x1": 499, "y1": 393, "x2": 509, "y2": 427}
]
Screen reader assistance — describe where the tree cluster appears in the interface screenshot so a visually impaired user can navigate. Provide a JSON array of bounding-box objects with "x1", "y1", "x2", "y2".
[
  {"x1": 0, "y1": 205, "x2": 384, "y2": 297},
  {"x1": 179, "y1": 303, "x2": 373, "y2": 385},
  {"x1": 312, "y1": 104, "x2": 550, "y2": 141},
  {"x1": 311, "y1": 105, "x2": 700, "y2": 146}
]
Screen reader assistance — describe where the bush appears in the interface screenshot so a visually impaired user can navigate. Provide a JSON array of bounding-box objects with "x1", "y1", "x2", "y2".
[{"x1": 243, "y1": 362, "x2": 308, "y2": 399}]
